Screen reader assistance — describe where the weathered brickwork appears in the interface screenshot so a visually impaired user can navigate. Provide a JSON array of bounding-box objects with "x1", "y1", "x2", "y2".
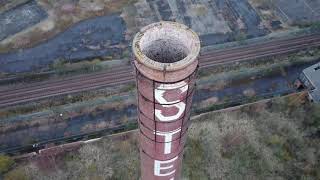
[{"x1": 132, "y1": 21, "x2": 200, "y2": 180}]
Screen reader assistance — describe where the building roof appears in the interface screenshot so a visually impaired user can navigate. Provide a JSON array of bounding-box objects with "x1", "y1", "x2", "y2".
[{"x1": 302, "y1": 62, "x2": 320, "y2": 102}]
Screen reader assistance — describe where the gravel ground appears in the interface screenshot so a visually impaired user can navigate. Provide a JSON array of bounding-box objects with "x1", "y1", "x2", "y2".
[{"x1": 0, "y1": 14, "x2": 126, "y2": 73}]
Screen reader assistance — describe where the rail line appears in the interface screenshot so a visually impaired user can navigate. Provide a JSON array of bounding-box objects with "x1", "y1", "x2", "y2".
[
  {"x1": 199, "y1": 33, "x2": 320, "y2": 57},
  {"x1": 1, "y1": 33, "x2": 320, "y2": 107},
  {"x1": 200, "y1": 35, "x2": 320, "y2": 60}
]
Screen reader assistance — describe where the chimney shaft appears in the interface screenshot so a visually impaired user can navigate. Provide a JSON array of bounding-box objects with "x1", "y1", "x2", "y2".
[{"x1": 132, "y1": 21, "x2": 200, "y2": 180}]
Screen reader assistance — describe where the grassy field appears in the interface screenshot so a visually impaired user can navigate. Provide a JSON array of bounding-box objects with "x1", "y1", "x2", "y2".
[{"x1": 0, "y1": 93, "x2": 319, "y2": 180}]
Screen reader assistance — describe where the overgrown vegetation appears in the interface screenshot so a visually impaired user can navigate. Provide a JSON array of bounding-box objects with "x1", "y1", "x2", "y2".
[
  {"x1": 4, "y1": 167, "x2": 28, "y2": 180},
  {"x1": 2, "y1": 91, "x2": 320, "y2": 180},
  {"x1": 52, "y1": 59, "x2": 104, "y2": 75},
  {"x1": 4, "y1": 133, "x2": 140, "y2": 180},
  {"x1": 235, "y1": 32, "x2": 248, "y2": 45},
  {"x1": 0, "y1": 155, "x2": 14, "y2": 174},
  {"x1": 184, "y1": 93, "x2": 320, "y2": 179}
]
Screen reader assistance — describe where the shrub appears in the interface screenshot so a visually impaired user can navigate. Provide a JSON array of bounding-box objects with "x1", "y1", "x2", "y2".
[
  {"x1": 310, "y1": 22, "x2": 320, "y2": 32},
  {"x1": 235, "y1": 32, "x2": 247, "y2": 45}
]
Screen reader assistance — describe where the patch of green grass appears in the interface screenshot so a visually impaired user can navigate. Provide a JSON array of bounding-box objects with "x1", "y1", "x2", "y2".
[
  {"x1": 0, "y1": 155, "x2": 14, "y2": 174},
  {"x1": 4, "y1": 167, "x2": 28, "y2": 180},
  {"x1": 267, "y1": 134, "x2": 293, "y2": 162}
]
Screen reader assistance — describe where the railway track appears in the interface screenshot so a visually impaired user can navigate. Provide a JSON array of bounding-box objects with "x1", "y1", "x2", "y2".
[{"x1": 1, "y1": 33, "x2": 320, "y2": 107}]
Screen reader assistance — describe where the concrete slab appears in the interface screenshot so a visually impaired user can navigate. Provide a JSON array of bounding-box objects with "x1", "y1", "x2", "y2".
[
  {"x1": 125, "y1": 0, "x2": 267, "y2": 46},
  {"x1": 215, "y1": 0, "x2": 268, "y2": 38}
]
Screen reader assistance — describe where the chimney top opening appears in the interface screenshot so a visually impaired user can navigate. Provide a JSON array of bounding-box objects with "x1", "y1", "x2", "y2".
[
  {"x1": 133, "y1": 22, "x2": 200, "y2": 71},
  {"x1": 141, "y1": 38, "x2": 189, "y2": 63}
]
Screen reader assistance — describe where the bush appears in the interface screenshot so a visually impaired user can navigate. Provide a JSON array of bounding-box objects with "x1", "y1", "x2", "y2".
[
  {"x1": 0, "y1": 155, "x2": 14, "y2": 174},
  {"x1": 310, "y1": 22, "x2": 320, "y2": 32},
  {"x1": 235, "y1": 32, "x2": 247, "y2": 45}
]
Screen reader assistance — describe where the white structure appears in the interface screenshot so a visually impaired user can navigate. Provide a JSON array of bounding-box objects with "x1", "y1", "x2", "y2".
[{"x1": 299, "y1": 62, "x2": 320, "y2": 102}]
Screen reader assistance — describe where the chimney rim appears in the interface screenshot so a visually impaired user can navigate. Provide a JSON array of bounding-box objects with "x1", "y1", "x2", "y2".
[{"x1": 133, "y1": 21, "x2": 200, "y2": 72}]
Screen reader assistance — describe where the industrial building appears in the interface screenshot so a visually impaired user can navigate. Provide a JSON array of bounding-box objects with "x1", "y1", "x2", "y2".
[{"x1": 299, "y1": 62, "x2": 320, "y2": 102}]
